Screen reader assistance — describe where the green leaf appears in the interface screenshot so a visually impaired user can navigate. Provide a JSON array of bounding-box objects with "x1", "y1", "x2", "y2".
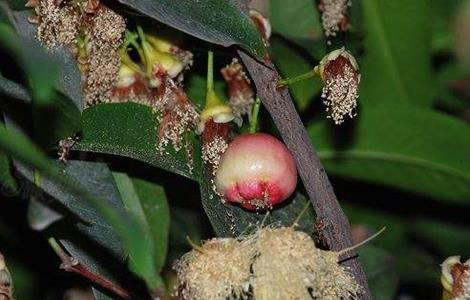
[
  {"x1": 359, "y1": 246, "x2": 398, "y2": 300},
  {"x1": 271, "y1": 36, "x2": 322, "y2": 111},
  {"x1": 269, "y1": 0, "x2": 325, "y2": 58},
  {"x1": 0, "y1": 124, "x2": 158, "y2": 290},
  {"x1": 361, "y1": 0, "x2": 436, "y2": 107},
  {"x1": 430, "y1": 0, "x2": 461, "y2": 52},
  {"x1": 413, "y1": 218, "x2": 470, "y2": 255},
  {"x1": 76, "y1": 102, "x2": 198, "y2": 180},
  {"x1": 116, "y1": 0, "x2": 267, "y2": 59},
  {"x1": 309, "y1": 105, "x2": 470, "y2": 204},
  {"x1": 18, "y1": 161, "x2": 126, "y2": 299},
  {"x1": 113, "y1": 172, "x2": 170, "y2": 287}
]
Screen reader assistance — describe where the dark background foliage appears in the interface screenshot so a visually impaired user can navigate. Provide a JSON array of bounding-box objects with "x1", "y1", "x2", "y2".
[{"x1": 0, "y1": 0, "x2": 469, "y2": 299}]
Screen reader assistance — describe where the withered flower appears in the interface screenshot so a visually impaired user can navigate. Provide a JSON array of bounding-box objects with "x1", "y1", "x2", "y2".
[
  {"x1": 315, "y1": 47, "x2": 360, "y2": 125},
  {"x1": 441, "y1": 256, "x2": 470, "y2": 300},
  {"x1": 318, "y1": 0, "x2": 351, "y2": 37},
  {"x1": 221, "y1": 58, "x2": 255, "y2": 126}
]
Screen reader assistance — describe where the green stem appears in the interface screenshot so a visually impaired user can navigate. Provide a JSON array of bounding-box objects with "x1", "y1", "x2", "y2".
[
  {"x1": 207, "y1": 50, "x2": 214, "y2": 92},
  {"x1": 249, "y1": 97, "x2": 261, "y2": 133},
  {"x1": 278, "y1": 69, "x2": 317, "y2": 86}
]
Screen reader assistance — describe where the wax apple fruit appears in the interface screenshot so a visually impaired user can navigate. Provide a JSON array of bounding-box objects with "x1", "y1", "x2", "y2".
[{"x1": 215, "y1": 133, "x2": 297, "y2": 210}]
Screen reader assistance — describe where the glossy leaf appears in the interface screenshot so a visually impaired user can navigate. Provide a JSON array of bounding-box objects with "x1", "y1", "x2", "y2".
[
  {"x1": 309, "y1": 105, "x2": 470, "y2": 204},
  {"x1": 76, "y1": 102, "x2": 198, "y2": 180},
  {"x1": 361, "y1": 0, "x2": 436, "y2": 107},
  {"x1": 116, "y1": 0, "x2": 267, "y2": 59},
  {"x1": 270, "y1": 0, "x2": 325, "y2": 58}
]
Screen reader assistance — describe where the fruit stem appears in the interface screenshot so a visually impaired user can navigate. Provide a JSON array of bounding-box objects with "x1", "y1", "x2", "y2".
[
  {"x1": 337, "y1": 227, "x2": 387, "y2": 257},
  {"x1": 249, "y1": 97, "x2": 261, "y2": 133},
  {"x1": 278, "y1": 69, "x2": 318, "y2": 86},
  {"x1": 207, "y1": 50, "x2": 214, "y2": 92}
]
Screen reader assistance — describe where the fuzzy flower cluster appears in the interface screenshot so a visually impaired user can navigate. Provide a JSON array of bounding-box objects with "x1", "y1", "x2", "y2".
[
  {"x1": 441, "y1": 256, "x2": 470, "y2": 300},
  {"x1": 175, "y1": 226, "x2": 361, "y2": 300},
  {"x1": 318, "y1": 0, "x2": 351, "y2": 37},
  {"x1": 35, "y1": 0, "x2": 80, "y2": 48},
  {"x1": 315, "y1": 48, "x2": 360, "y2": 125},
  {"x1": 32, "y1": 0, "x2": 126, "y2": 106}
]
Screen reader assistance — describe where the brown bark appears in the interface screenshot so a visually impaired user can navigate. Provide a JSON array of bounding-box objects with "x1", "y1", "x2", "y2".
[{"x1": 232, "y1": 2, "x2": 371, "y2": 298}]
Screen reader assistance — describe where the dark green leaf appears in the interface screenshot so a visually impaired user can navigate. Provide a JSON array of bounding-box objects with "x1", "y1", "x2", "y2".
[
  {"x1": 76, "y1": 102, "x2": 198, "y2": 180},
  {"x1": 309, "y1": 105, "x2": 470, "y2": 203},
  {"x1": 359, "y1": 246, "x2": 398, "y2": 300},
  {"x1": 18, "y1": 161, "x2": 126, "y2": 299},
  {"x1": 0, "y1": 73, "x2": 30, "y2": 102},
  {"x1": 270, "y1": 0, "x2": 325, "y2": 58},
  {"x1": 0, "y1": 124, "x2": 158, "y2": 289},
  {"x1": 413, "y1": 218, "x2": 470, "y2": 255},
  {"x1": 271, "y1": 36, "x2": 321, "y2": 111},
  {"x1": 116, "y1": 0, "x2": 267, "y2": 59},
  {"x1": 361, "y1": 0, "x2": 436, "y2": 107}
]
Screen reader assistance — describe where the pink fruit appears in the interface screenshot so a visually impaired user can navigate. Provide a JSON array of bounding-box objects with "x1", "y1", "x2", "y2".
[{"x1": 215, "y1": 133, "x2": 297, "y2": 210}]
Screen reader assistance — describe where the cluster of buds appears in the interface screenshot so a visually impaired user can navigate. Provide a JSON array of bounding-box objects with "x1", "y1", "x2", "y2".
[
  {"x1": 141, "y1": 34, "x2": 193, "y2": 93},
  {"x1": 315, "y1": 47, "x2": 360, "y2": 125},
  {"x1": 174, "y1": 226, "x2": 361, "y2": 300},
  {"x1": 441, "y1": 256, "x2": 470, "y2": 300},
  {"x1": 318, "y1": 0, "x2": 351, "y2": 38}
]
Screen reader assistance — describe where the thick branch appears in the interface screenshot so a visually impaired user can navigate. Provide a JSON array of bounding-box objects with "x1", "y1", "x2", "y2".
[{"x1": 237, "y1": 52, "x2": 372, "y2": 299}]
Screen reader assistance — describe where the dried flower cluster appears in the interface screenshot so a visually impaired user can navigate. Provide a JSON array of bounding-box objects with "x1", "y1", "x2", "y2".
[
  {"x1": 315, "y1": 48, "x2": 360, "y2": 125},
  {"x1": 318, "y1": 0, "x2": 351, "y2": 37},
  {"x1": 32, "y1": 0, "x2": 126, "y2": 106},
  {"x1": 34, "y1": 0, "x2": 80, "y2": 48},
  {"x1": 31, "y1": 0, "x2": 200, "y2": 167},
  {"x1": 157, "y1": 87, "x2": 199, "y2": 154},
  {"x1": 441, "y1": 256, "x2": 470, "y2": 300},
  {"x1": 221, "y1": 58, "x2": 255, "y2": 126},
  {"x1": 0, "y1": 253, "x2": 12, "y2": 300},
  {"x1": 175, "y1": 226, "x2": 361, "y2": 300}
]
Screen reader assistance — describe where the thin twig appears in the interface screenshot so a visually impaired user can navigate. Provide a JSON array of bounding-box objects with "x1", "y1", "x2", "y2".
[{"x1": 48, "y1": 238, "x2": 131, "y2": 299}]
